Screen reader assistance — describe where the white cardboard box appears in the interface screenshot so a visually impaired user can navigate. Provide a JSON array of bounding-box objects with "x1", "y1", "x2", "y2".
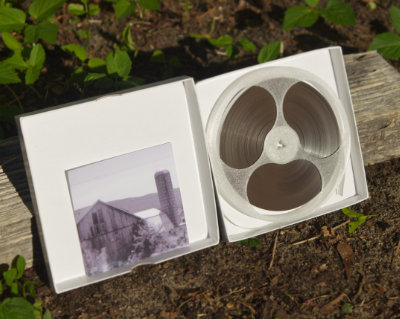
[
  {"x1": 16, "y1": 46, "x2": 368, "y2": 293},
  {"x1": 196, "y1": 46, "x2": 368, "y2": 241}
]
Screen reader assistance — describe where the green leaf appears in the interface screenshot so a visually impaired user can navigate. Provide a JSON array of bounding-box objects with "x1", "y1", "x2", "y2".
[
  {"x1": 33, "y1": 301, "x2": 42, "y2": 312},
  {"x1": 118, "y1": 76, "x2": 143, "y2": 89},
  {"x1": 22, "y1": 281, "x2": 37, "y2": 298},
  {"x1": 342, "y1": 302, "x2": 353, "y2": 314},
  {"x1": 25, "y1": 66, "x2": 41, "y2": 85},
  {"x1": 138, "y1": 0, "x2": 159, "y2": 10},
  {"x1": 390, "y1": 6, "x2": 400, "y2": 34},
  {"x1": 168, "y1": 55, "x2": 180, "y2": 68},
  {"x1": 348, "y1": 216, "x2": 366, "y2": 233},
  {"x1": 188, "y1": 33, "x2": 204, "y2": 39},
  {"x1": 122, "y1": 24, "x2": 135, "y2": 51},
  {"x1": 89, "y1": 4, "x2": 100, "y2": 16},
  {"x1": 257, "y1": 41, "x2": 281, "y2": 63},
  {"x1": 3, "y1": 268, "x2": 17, "y2": 286},
  {"x1": 15, "y1": 255, "x2": 25, "y2": 279},
  {"x1": 0, "y1": 7, "x2": 26, "y2": 32},
  {"x1": 237, "y1": 38, "x2": 256, "y2": 51},
  {"x1": 81, "y1": 0, "x2": 88, "y2": 5},
  {"x1": 61, "y1": 44, "x2": 88, "y2": 62},
  {"x1": 28, "y1": 0, "x2": 66, "y2": 21},
  {"x1": 341, "y1": 208, "x2": 363, "y2": 218},
  {"x1": 75, "y1": 28, "x2": 90, "y2": 39},
  {"x1": 240, "y1": 238, "x2": 261, "y2": 247},
  {"x1": 208, "y1": 35, "x2": 232, "y2": 47},
  {"x1": 0, "y1": 298, "x2": 35, "y2": 319},
  {"x1": 73, "y1": 66, "x2": 85, "y2": 74},
  {"x1": 29, "y1": 44, "x2": 45, "y2": 68},
  {"x1": 0, "y1": 63, "x2": 20, "y2": 84},
  {"x1": 115, "y1": 0, "x2": 135, "y2": 19},
  {"x1": 67, "y1": 3, "x2": 85, "y2": 16},
  {"x1": 225, "y1": 44, "x2": 238, "y2": 59},
  {"x1": 150, "y1": 49, "x2": 165, "y2": 63},
  {"x1": 283, "y1": 5, "x2": 319, "y2": 30},
  {"x1": 0, "y1": 105, "x2": 22, "y2": 124},
  {"x1": 37, "y1": 21, "x2": 58, "y2": 44},
  {"x1": 368, "y1": 32, "x2": 400, "y2": 59},
  {"x1": 84, "y1": 72, "x2": 106, "y2": 82},
  {"x1": 106, "y1": 47, "x2": 132, "y2": 78},
  {"x1": 24, "y1": 25, "x2": 37, "y2": 43},
  {"x1": 4, "y1": 52, "x2": 28, "y2": 71},
  {"x1": 43, "y1": 309, "x2": 52, "y2": 319},
  {"x1": 2, "y1": 32, "x2": 23, "y2": 51},
  {"x1": 88, "y1": 58, "x2": 106, "y2": 69},
  {"x1": 305, "y1": 0, "x2": 319, "y2": 7},
  {"x1": 10, "y1": 282, "x2": 18, "y2": 295},
  {"x1": 320, "y1": 0, "x2": 356, "y2": 26}
]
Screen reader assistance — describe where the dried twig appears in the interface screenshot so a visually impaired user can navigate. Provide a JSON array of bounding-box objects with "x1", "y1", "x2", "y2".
[
  {"x1": 332, "y1": 220, "x2": 351, "y2": 230},
  {"x1": 220, "y1": 287, "x2": 246, "y2": 299},
  {"x1": 269, "y1": 232, "x2": 279, "y2": 269},
  {"x1": 320, "y1": 293, "x2": 345, "y2": 314},
  {"x1": 291, "y1": 220, "x2": 350, "y2": 246},
  {"x1": 391, "y1": 241, "x2": 400, "y2": 267},
  {"x1": 239, "y1": 301, "x2": 256, "y2": 314},
  {"x1": 291, "y1": 234, "x2": 320, "y2": 246},
  {"x1": 352, "y1": 272, "x2": 365, "y2": 302},
  {"x1": 5, "y1": 85, "x2": 23, "y2": 112}
]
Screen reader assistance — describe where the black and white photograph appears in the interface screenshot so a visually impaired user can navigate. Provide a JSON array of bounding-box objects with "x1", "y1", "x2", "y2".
[{"x1": 66, "y1": 143, "x2": 189, "y2": 276}]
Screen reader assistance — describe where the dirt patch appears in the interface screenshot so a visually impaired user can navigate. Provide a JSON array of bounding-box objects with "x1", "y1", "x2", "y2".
[
  {"x1": 12, "y1": 0, "x2": 400, "y2": 318},
  {"x1": 26, "y1": 158, "x2": 400, "y2": 318}
]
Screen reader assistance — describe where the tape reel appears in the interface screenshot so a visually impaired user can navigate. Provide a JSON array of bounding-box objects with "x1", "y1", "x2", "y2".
[{"x1": 206, "y1": 67, "x2": 351, "y2": 225}]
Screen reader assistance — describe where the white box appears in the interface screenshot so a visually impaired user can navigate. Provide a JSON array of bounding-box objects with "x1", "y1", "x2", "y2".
[
  {"x1": 16, "y1": 46, "x2": 368, "y2": 292},
  {"x1": 17, "y1": 78, "x2": 219, "y2": 293},
  {"x1": 196, "y1": 46, "x2": 368, "y2": 241}
]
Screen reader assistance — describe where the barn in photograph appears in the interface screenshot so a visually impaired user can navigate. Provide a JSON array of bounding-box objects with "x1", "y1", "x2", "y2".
[{"x1": 74, "y1": 170, "x2": 188, "y2": 275}]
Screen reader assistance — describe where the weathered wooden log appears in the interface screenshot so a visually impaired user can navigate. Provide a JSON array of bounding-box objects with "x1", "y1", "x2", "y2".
[
  {"x1": 344, "y1": 52, "x2": 400, "y2": 165},
  {"x1": 1, "y1": 51, "x2": 399, "y2": 268}
]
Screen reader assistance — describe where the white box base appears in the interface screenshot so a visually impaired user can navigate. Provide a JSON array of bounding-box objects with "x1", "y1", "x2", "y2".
[{"x1": 195, "y1": 47, "x2": 368, "y2": 242}]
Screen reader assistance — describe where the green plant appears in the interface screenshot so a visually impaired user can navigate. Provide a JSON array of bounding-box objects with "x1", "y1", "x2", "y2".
[
  {"x1": 68, "y1": 0, "x2": 100, "y2": 17},
  {"x1": 0, "y1": 0, "x2": 65, "y2": 85},
  {"x1": 0, "y1": 255, "x2": 51, "y2": 319},
  {"x1": 240, "y1": 238, "x2": 261, "y2": 247},
  {"x1": 121, "y1": 24, "x2": 137, "y2": 54},
  {"x1": 368, "y1": 6, "x2": 400, "y2": 59},
  {"x1": 150, "y1": 49, "x2": 181, "y2": 78},
  {"x1": 68, "y1": 0, "x2": 100, "y2": 40},
  {"x1": 283, "y1": 0, "x2": 356, "y2": 30},
  {"x1": 189, "y1": 18, "x2": 256, "y2": 59},
  {"x1": 62, "y1": 43, "x2": 143, "y2": 89},
  {"x1": 180, "y1": 0, "x2": 192, "y2": 12},
  {"x1": 342, "y1": 302, "x2": 353, "y2": 314},
  {"x1": 341, "y1": 208, "x2": 377, "y2": 234},
  {"x1": 106, "y1": 0, "x2": 160, "y2": 19},
  {"x1": 257, "y1": 41, "x2": 282, "y2": 63},
  {"x1": 190, "y1": 31, "x2": 257, "y2": 59}
]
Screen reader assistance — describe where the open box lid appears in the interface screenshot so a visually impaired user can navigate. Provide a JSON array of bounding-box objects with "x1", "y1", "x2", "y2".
[
  {"x1": 195, "y1": 47, "x2": 368, "y2": 242},
  {"x1": 17, "y1": 77, "x2": 219, "y2": 293}
]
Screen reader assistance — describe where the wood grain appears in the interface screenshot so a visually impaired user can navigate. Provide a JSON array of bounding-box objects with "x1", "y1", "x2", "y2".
[
  {"x1": 1, "y1": 51, "x2": 399, "y2": 268},
  {"x1": 344, "y1": 51, "x2": 400, "y2": 165}
]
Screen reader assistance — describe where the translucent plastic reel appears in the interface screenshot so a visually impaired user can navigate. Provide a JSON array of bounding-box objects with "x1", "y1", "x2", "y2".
[{"x1": 206, "y1": 67, "x2": 351, "y2": 223}]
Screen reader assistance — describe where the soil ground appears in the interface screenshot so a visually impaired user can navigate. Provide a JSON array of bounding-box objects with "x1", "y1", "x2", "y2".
[{"x1": 7, "y1": 0, "x2": 400, "y2": 318}]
